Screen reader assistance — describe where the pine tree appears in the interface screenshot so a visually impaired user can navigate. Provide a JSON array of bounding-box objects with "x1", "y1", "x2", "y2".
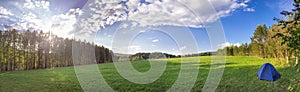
[
  {"x1": 274, "y1": 0, "x2": 300, "y2": 65},
  {"x1": 250, "y1": 25, "x2": 268, "y2": 58}
]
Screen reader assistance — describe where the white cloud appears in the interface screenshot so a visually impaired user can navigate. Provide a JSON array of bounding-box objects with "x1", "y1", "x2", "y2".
[
  {"x1": 0, "y1": 15, "x2": 9, "y2": 19},
  {"x1": 129, "y1": 45, "x2": 142, "y2": 51},
  {"x1": 121, "y1": 23, "x2": 129, "y2": 29},
  {"x1": 139, "y1": 30, "x2": 146, "y2": 33},
  {"x1": 111, "y1": 45, "x2": 142, "y2": 54},
  {"x1": 75, "y1": 0, "x2": 128, "y2": 34},
  {"x1": 209, "y1": 0, "x2": 249, "y2": 18},
  {"x1": 1, "y1": 0, "x2": 81, "y2": 39},
  {"x1": 152, "y1": 39, "x2": 159, "y2": 43},
  {"x1": 232, "y1": 43, "x2": 241, "y2": 47},
  {"x1": 265, "y1": 0, "x2": 292, "y2": 13},
  {"x1": 74, "y1": 0, "x2": 253, "y2": 36},
  {"x1": 244, "y1": 8, "x2": 255, "y2": 12},
  {"x1": 50, "y1": 8, "x2": 82, "y2": 38},
  {"x1": 2, "y1": 0, "x2": 252, "y2": 40},
  {"x1": 0, "y1": 1, "x2": 82, "y2": 39},
  {"x1": 24, "y1": 0, "x2": 50, "y2": 10},
  {"x1": 0, "y1": 6, "x2": 14, "y2": 22},
  {"x1": 128, "y1": 0, "x2": 251, "y2": 27},
  {"x1": 219, "y1": 42, "x2": 241, "y2": 49},
  {"x1": 13, "y1": 7, "x2": 81, "y2": 38},
  {"x1": 0, "y1": 6, "x2": 13, "y2": 16},
  {"x1": 179, "y1": 46, "x2": 187, "y2": 51},
  {"x1": 1, "y1": 0, "x2": 52, "y2": 31}
]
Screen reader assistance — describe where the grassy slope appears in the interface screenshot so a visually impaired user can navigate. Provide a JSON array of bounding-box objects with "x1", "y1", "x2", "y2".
[{"x1": 0, "y1": 56, "x2": 299, "y2": 92}]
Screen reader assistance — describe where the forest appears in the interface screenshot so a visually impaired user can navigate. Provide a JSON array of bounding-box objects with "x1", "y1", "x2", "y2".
[
  {"x1": 217, "y1": 0, "x2": 300, "y2": 66},
  {"x1": 0, "y1": 29, "x2": 113, "y2": 71},
  {"x1": 217, "y1": 24, "x2": 292, "y2": 61}
]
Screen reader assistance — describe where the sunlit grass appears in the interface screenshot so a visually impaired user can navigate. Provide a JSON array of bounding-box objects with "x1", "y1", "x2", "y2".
[{"x1": 0, "y1": 56, "x2": 298, "y2": 91}]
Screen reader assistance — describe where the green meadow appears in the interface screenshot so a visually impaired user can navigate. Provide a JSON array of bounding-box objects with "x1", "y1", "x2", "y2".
[{"x1": 0, "y1": 56, "x2": 299, "y2": 92}]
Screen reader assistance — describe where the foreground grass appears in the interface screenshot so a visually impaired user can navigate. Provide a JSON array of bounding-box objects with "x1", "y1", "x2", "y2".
[{"x1": 0, "y1": 56, "x2": 299, "y2": 91}]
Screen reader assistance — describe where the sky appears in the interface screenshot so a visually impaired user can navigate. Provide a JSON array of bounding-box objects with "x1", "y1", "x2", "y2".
[{"x1": 0, "y1": 0, "x2": 294, "y2": 55}]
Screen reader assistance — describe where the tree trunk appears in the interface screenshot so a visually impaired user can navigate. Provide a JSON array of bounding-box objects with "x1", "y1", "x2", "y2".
[
  {"x1": 13, "y1": 39, "x2": 15, "y2": 71},
  {"x1": 7, "y1": 60, "x2": 10, "y2": 71},
  {"x1": 285, "y1": 50, "x2": 289, "y2": 63},
  {"x1": 296, "y1": 56, "x2": 298, "y2": 65},
  {"x1": 25, "y1": 50, "x2": 27, "y2": 70},
  {"x1": 64, "y1": 52, "x2": 67, "y2": 67},
  {"x1": 0, "y1": 62, "x2": 2, "y2": 72},
  {"x1": 27, "y1": 50, "x2": 30, "y2": 70},
  {"x1": 3, "y1": 47, "x2": 5, "y2": 71},
  {"x1": 6, "y1": 46, "x2": 9, "y2": 71},
  {"x1": 38, "y1": 50, "x2": 41, "y2": 69},
  {"x1": 45, "y1": 53, "x2": 48, "y2": 69},
  {"x1": 0, "y1": 48, "x2": 2, "y2": 72},
  {"x1": 286, "y1": 56, "x2": 289, "y2": 64},
  {"x1": 18, "y1": 49, "x2": 21, "y2": 70},
  {"x1": 33, "y1": 51, "x2": 35, "y2": 69}
]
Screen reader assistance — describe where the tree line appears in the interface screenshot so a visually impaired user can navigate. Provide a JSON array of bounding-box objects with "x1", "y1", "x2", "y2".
[
  {"x1": 129, "y1": 52, "x2": 180, "y2": 61},
  {"x1": 184, "y1": 52, "x2": 216, "y2": 57},
  {"x1": 0, "y1": 29, "x2": 113, "y2": 71},
  {"x1": 217, "y1": 25, "x2": 291, "y2": 60},
  {"x1": 218, "y1": 0, "x2": 300, "y2": 65}
]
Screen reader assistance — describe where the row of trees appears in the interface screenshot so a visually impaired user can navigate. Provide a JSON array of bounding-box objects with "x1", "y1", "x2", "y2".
[
  {"x1": 128, "y1": 52, "x2": 218, "y2": 61},
  {"x1": 218, "y1": 24, "x2": 291, "y2": 61},
  {"x1": 218, "y1": 0, "x2": 300, "y2": 65},
  {"x1": 129, "y1": 52, "x2": 180, "y2": 61},
  {"x1": 184, "y1": 52, "x2": 216, "y2": 57},
  {"x1": 0, "y1": 29, "x2": 113, "y2": 71}
]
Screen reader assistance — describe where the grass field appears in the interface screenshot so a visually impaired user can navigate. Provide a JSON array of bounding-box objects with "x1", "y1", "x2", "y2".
[{"x1": 0, "y1": 56, "x2": 299, "y2": 92}]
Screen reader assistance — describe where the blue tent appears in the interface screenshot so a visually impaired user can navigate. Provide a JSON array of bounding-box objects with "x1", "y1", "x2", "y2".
[{"x1": 257, "y1": 63, "x2": 281, "y2": 81}]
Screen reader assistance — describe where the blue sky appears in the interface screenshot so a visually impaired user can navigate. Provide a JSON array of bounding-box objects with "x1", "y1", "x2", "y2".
[
  {"x1": 221, "y1": 0, "x2": 293, "y2": 44},
  {"x1": 0, "y1": 0, "x2": 294, "y2": 55}
]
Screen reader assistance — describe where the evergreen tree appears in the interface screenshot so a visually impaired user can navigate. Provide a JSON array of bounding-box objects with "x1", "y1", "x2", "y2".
[
  {"x1": 274, "y1": 0, "x2": 300, "y2": 65},
  {"x1": 250, "y1": 25, "x2": 268, "y2": 58}
]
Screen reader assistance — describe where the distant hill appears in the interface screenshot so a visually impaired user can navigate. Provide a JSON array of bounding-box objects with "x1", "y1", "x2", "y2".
[
  {"x1": 129, "y1": 52, "x2": 181, "y2": 61},
  {"x1": 184, "y1": 52, "x2": 216, "y2": 57}
]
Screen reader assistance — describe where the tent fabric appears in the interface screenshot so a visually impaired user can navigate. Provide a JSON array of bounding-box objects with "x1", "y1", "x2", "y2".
[{"x1": 257, "y1": 63, "x2": 281, "y2": 81}]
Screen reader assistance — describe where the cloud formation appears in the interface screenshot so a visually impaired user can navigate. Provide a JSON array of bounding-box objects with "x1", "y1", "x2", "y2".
[
  {"x1": 0, "y1": 6, "x2": 13, "y2": 16},
  {"x1": 244, "y1": 8, "x2": 255, "y2": 12},
  {"x1": 75, "y1": 0, "x2": 253, "y2": 36},
  {"x1": 0, "y1": 0, "x2": 253, "y2": 39},
  {"x1": 152, "y1": 39, "x2": 159, "y2": 43},
  {"x1": 23, "y1": 0, "x2": 50, "y2": 10},
  {"x1": 0, "y1": 0, "x2": 82, "y2": 38}
]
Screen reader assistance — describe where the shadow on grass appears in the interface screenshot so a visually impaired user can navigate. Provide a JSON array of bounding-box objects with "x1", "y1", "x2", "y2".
[{"x1": 98, "y1": 61, "x2": 300, "y2": 92}]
